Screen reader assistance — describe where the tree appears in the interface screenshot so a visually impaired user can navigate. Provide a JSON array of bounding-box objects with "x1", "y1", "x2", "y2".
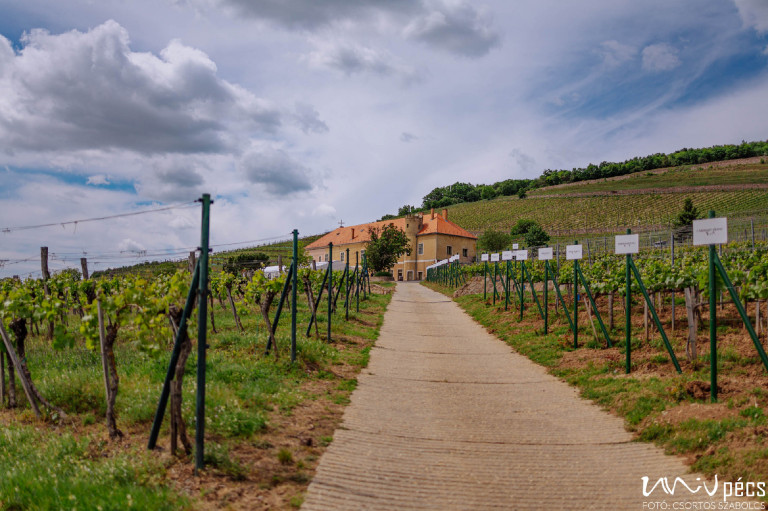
[
  {"x1": 524, "y1": 224, "x2": 550, "y2": 247},
  {"x1": 397, "y1": 205, "x2": 417, "y2": 216},
  {"x1": 477, "y1": 228, "x2": 510, "y2": 252},
  {"x1": 510, "y1": 219, "x2": 537, "y2": 237},
  {"x1": 673, "y1": 198, "x2": 700, "y2": 228},
  {"x1": 517, "y1": 188, "x2": 527, "y2": 199},
  {"x1": 366, "y1": 224, "x2": 412, "y2": 273}
]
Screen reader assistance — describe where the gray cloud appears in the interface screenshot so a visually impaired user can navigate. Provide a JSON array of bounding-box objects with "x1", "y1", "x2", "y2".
[
  {"x1": 403, "y1": 2, "x2": 500, "y2": 57},
  {"x1": 219, "y1": 0, "x2": 417, "y2": 30},
  {"x1": 510, "y1": 148, "x2": 535, "y2": 172},
  {"x1": 0, "y1": 20, "x2": 283, "y2": 156},
  {"x1": 293, "y1": 103, "x2": 329, "y2": 134},
  {"x1": 241, "y1": 148, "x2": 314, "y2": 195},
  {"x1": 400, "y1": 132, "x2": 418, "y2": 142},
  {"x1": 304, "y1": 41, "x2": 423, "y2": 82}
]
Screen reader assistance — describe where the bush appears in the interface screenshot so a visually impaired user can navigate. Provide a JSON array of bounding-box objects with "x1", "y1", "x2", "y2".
[{"x1": 374, "y1": 271, "x2": 392, "y2": 277}]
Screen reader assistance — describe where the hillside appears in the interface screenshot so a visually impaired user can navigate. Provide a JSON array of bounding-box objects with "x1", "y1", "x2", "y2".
[{"x1": 445, "y1": 157, "x2": 768, "y2": 238}]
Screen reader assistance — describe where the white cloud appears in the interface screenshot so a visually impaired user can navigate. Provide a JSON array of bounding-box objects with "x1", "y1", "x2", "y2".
[
  {"x1": 641, "y1": 43, "x2": 681, "y2": 72},
  {"x1": 86, "y1": 174, "x2": 110, "y2": 185},
  {"x1": 313, "y1": 204, "x2": 337, "y2": 217},
  {"x1": 0, "y1": 20, "x2": 294, "y2": 156},
  {"x1": 733, "y1": 0, "x2": 768, "y2": 33},
  {"x1": 599, "y1": 40, "x2": 637, "y2": 67},
  {"x1": 118, "y1": 238, "x2": 146, "y2": 252}
]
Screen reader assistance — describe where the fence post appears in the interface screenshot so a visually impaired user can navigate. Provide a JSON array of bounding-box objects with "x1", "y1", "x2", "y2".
[
  {"x1": 626, "y1": 229, "x2": 631, "y2": 374},
  {"x1": 328, "y1": 243, "x2": 333, "y2": 342},
  {"x1": 574, "y1": 242, "x2": 579, "y2": 349},
  {"x1": 195, "y1": 193, "x2": 212, "y2": 474},
  {"x1": 708, "y1": 210, "x2": 717, "y2": 403},
  {"x1": 291, "y1": 229, "x2": 298, "y2": 363}
]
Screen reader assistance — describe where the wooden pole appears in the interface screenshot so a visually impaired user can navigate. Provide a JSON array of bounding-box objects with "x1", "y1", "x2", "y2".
[{"x1": 80, "y1": 257, "x2": 90, "y2": 280}]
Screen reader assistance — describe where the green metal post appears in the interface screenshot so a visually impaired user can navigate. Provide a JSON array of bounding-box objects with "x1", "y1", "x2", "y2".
[
  {"x1": 345, "y1": 249, "x2": 350, "y2": 321},
  {"x1": 355, "y1": 252, "x2": 360, "y2": 313},
  {"x1": 306, "y1": 267, "x2": 328, "y2": 336},
  {"x1": 484, "y1": 261, "x2": 488, "y2": 300},
  {"x1": 626, "y1": 230, "x2": 631, "y2": 374},
  {"x1": 291, "y1": 230, "x2": 298, "y2": 363},
  {"x1": 493, "y1": 261, "x2": 498, "y2": 305},
  {"x1": 195, "y1": 193, "x2": 211, "y2": 474},
  {"x1": 713, "y1": 253, "x2": 768, "y2": 372},
  {"x1": 574, "y1": 249, "x2": 579, "y2": 349},
  {"x1": 328, "y1": 243, "x2": 332, "y2": 342},
  {"x1": 550, "y1": 272, "x2": 575, "y2": 334},
  {"x1": 576, "y1": 265, "x2": 613, "y2": 347},
  {"x1": 267, "y1": 262, "x2": 294, "y2": 353},
  {"x1": 544, "y1": 260, "x2": 549, "y2": 334},
  {"x1": 708, "y1": 211, "x2": 717, "y2": 402},
  {"x1": 148, "y1": 261, "x2": 200, "y2": 450},
  {"x1": 523, "y1": 261, "x2": 545, "y2": 322},
  {"x1": 504, "y1": 260, "x2": 510, "y2": 311}
]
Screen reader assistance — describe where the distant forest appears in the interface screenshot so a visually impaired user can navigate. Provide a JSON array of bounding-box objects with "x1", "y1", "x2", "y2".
[{"x1": 381, "y1": 140, "x2": 768, "y2": 220}]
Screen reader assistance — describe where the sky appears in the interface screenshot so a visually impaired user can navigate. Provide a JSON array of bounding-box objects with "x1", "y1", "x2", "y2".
[{"x1": 1, "y1": 0, "x2": 767, "y2": 278}]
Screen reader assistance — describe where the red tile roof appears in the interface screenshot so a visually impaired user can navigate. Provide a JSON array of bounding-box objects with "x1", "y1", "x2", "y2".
[{"x1": 305, "y1": 213, "x2": 476, "y2": 250}]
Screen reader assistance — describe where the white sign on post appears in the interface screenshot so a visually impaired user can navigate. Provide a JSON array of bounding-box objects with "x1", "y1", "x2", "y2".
[
  {"x1": 502, "y1": 251, "x2": 513, "y2": 261},
  {"x1": 615, "y1": 234, "x2": 639, "y2": 255},
  {"x1": 693, "y1": 217, "x2": 728, "y2": 246},
  {"x1": 491, "y1": 253, "x2": 500, "y2": 262},
  {"x1": 481, "y1": 253, "x2": 489, "y2": 262},
  {"x1": 538, "y1": 247, "x2": 553, "y2": 260},
  {"x1": 566, "y1": 244, "x2": 583, "y2": 260},
  {"x1": 512, "y1": 243, "x2": 519, "y2": 250},
  {"x1": 515, "y1": 250, "x2": 528, "y2": 261}
]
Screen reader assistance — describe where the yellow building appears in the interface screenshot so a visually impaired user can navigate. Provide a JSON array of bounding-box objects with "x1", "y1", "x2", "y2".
[{"x1": 305, "y1": 209, "x2": 477, "y2": 281}]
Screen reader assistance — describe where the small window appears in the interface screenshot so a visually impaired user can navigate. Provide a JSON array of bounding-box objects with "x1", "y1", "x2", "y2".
[
  {"x1": 462, "y1": 248, "x2": 468, "y2": 258},
  {"x1": 418, "y1": 243, "x2": 424, "y2": 255},
  {"x1": 418, "y1": 271, "x2": 423, "y2": 280},
  {"x1": 340, "y1": 252, "x2": 345, "y2": 262},
  {"x1": 324, "y1": 254, "x2": 328, "y2": 262},
  {"x1": 447, "y1": 246, "x2": 452, "y2": 256}
]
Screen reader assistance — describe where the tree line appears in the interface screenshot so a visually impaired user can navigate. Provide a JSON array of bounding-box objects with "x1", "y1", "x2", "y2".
[{"x1": 381, "y1": 140, "x2": 768, "y2": 220}]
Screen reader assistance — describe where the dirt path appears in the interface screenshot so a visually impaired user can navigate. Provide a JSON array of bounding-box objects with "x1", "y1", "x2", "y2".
[{"x1": 301, "y1": 283, "x2": 742, "y2": 510}]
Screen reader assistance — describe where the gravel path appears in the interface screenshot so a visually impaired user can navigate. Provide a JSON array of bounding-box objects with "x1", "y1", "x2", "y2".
[{"x1": 302, "y1": 283, "x2": 740, "y2": 510}]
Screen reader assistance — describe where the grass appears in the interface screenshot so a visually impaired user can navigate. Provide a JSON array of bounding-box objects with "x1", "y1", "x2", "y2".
[{"x1": 0, "y1": 279, "x2": 394, "y2": 509}]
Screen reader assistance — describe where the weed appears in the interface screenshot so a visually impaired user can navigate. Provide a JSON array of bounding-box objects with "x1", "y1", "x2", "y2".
[
  {"x1": 277, "y1": 448, "x2": 294, "y2": 465},
  {"x1": 204, "y1": 443, "x2": 248, "y2": 481}
]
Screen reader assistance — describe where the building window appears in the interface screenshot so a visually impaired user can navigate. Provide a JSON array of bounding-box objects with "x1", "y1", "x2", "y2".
[
  {"x1": 418, "y1": 271, "x2": 423, "y2": 280},
  {"x1": 418, "y1": 243, "x2": 423, "y2": 255},
  {"x1": 340, "y1": 252, "x2": 345, "y2": 262},
  {"x1": 447, "y1": 246, "x2": 452, "y2": 256},
  {"x1": 324, "y1": 254, "x2": 328, "y2": 262},
  {"x1": 462, "y1": 248, "x2": 468, "y2": 258}
]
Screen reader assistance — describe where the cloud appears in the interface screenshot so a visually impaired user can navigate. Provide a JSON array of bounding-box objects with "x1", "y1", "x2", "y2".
[
  {"x1": 0, "y1": 20, "x2": 283, "y2": 156},
  {"x1": 86, "y1": 174, "x2": 110, "y2": 186},
  {"x1": 599, "y1": 40, "x2": 637, "y2": 67},
  {"x1": 313, "y1": 203, "x2": 337, "y2": 217},
  {"x1": 510, "y1": 148, "x2": 535, "y2": 172},
  {"x1": 303, "y1": 41, "x2": 423, "y2": 83},
  {"x1": 641, "y1": 43, "x2": 681, "y2": 72},
  {"x1": 118, "y1": 238, "x2": 146, "y2": 252},
  {"x1": 133, "y1": 159, "x2": 207, "y2": 202},
  {"x1": 293, "y1": 103, "x2": 329, "y2": 134},
  {"x1": 218, "y1": 0, "x2": 416, "y2": 30},
  {"x1": 403, "y1": 1, "x2": 500, "y2": 57},
  {"x1": 733, "y1": 0, "x2": 768, "y2": 33},
  {"x1": 400, "y1": 132, "x2": 418, "y2": 142},
  {"x1": 240, "y1": 148, "x2": 314, "y2": 195}
]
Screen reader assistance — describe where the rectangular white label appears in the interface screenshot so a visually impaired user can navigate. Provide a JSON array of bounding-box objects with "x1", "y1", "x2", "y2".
[
  {"x1": 481, "y1": 253, "x2": 489, "y2": 262},
  {"x1": 693, "y1": 217, "x2": 728, "y2": 246},
  {"x1": 512, "y1": 243, "x2": 519, "y2": 250},
  {"x1": 615, "y1": 234, "x2": 639, "y2": 255},
  {"x1": 502, "y1": 250, "x2": 513, "y2": 261},
  {"x1": 491, "y1": 253, "x2": 500, "y2": 262},
  {"x1": 538, "y1": 247, "x2": 553, "y2": 260},
  {"x1": 566, "y1": 244, "x2": 583, "y2": 260},
  {"x1": 515, "y1": 250, "x2": 528, "y2": 261}
]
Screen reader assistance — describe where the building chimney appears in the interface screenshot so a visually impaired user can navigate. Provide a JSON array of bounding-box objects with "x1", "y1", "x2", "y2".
[
  {"x1": 441, "y1": 208, "x2": 448, "y2": 220},
  {"x1": 351, "y1": 228, "x2": 355, "y2": 239},
  {"x1": 431, "y1": 208, "x2": 435, "y2": 219}
]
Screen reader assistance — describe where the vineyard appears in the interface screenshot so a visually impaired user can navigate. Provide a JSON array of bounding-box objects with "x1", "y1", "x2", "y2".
[
  {"x1": 425, "y1": 230, "x2": 768, "y2": 491},
  {"x1": 440, "y1": 158, "x2": 768, "y2": 237},
  {"x1": 0, "y1": 200, "x2": 391, "y2": 510}
]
